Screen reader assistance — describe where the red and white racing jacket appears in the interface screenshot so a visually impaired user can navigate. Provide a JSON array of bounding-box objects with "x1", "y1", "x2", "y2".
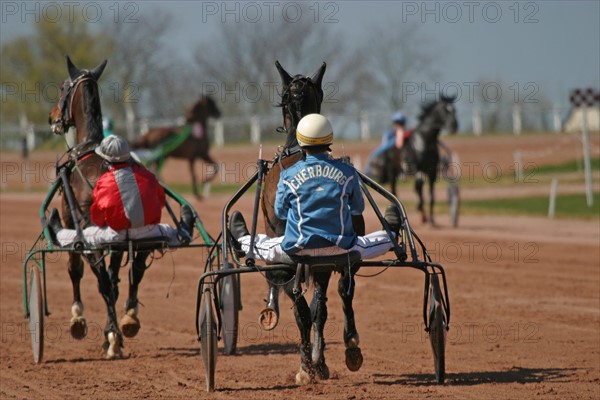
[{"x1": 90, "y1": 163, "x2": 165, "y2": 231}]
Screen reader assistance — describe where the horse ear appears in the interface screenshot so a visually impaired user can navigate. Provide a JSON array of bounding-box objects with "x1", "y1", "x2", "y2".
[
  {"x1": 66, "y1": 55, "x2": 80, "y2": 80},
  {"x1": 311, "y1": 62, "x2": 327, "y2": 88},
  {"x1": 275, "y1": 60, "x2": 292, "y2": 87},
  {"x1": 440, "y1": 92, "x2": 456, "y2": 103},
  {"x1": 90, "y1": 59, "x2": 108, "y2": 81}
]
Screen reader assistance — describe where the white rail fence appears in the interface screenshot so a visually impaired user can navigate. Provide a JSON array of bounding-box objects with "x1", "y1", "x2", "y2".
[{"x1": 1, "y1": 104, "x2": 596, "y2": 152}]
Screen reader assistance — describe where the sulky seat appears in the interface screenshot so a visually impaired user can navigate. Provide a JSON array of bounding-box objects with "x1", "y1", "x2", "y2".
[{"x1": 288, "y1": 250, "x2": 362, "y2": 295}]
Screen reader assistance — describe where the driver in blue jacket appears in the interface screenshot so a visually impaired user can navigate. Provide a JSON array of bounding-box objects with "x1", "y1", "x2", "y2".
[{"x1": 230, "y1": 114, "x2": 400, "y2": 262}]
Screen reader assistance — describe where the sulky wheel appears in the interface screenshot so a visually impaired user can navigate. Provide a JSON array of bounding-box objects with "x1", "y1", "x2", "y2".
[
  {"x1": 200, "y1": 289, "x2": 218, "y2": 392},
  {"x1": 428, "y1": 274, "x2": 447, "y2": 384},
  {"x1": 28, "y1": 266, "x2": 44, "y2": 364},
  {"x1": 447, "y1": 181, "x2": 460, "y2": 228},
  {"x1": 220, "y1": 274, "x2": 239, "y2": 355}
]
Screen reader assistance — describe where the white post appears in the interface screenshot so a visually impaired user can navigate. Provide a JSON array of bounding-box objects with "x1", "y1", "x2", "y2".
[
  {"x1": 581, "y1": 106, "x2": 594, "y2": 207},
  {"x1": 512, "y1": 104, "x2": 522, "y2": 135},
  {"x1": 140, "y1": 118, "x2": 149, "y2": 135},
  {"x1": 360, "y1": 112, "x2": 370, "y2": 141},
  {"x1": 513, "y1": 150, "x2": 522, "y2": 183},
  {"x1": 26, "y1": 124, "x2": 35, "y2": 152},
  {"x1": 250, "y1": 116, "x2": 261, "y2": 144},
  {"x1": 552, "y1": 106, "x2": 562, "y2": 133},
  {"x1": 214, "y1": 120, "x2": 225, "y2": 148},
  {"x1": 472, "y1": 107, "x2": 482, "y2": 136},
  {"x1": 548, "y1": 177, "x2": 558, "y2": 218}
]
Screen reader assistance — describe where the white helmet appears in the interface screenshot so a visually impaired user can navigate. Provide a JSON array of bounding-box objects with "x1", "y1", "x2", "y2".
[
  {"x1": 296, "y1": 114, "x2": 333, "y2": 147},
  {"x1": 95, "y1": 135, "x2": 131, "y2": 163}
]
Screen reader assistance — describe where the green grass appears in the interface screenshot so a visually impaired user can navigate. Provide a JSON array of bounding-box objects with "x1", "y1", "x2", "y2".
[
  {"x1": 462, "y1": 192, "x2": 600, "y2": 219},
  {"x1": 525, "y1": 157, "x2": 599, "y2": 175}
]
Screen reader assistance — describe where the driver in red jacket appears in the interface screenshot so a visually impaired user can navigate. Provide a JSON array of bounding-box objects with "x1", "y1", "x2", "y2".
[
  {"x1": 90, "y1": 136, "x2": 165, "y2": 231},
  {"x1": 47, "y1": 135, "x2": 193, "y2": 246}
]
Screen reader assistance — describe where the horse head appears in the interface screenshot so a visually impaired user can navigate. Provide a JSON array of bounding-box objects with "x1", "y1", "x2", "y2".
[
  {"x1": 276, "y1": 60, "x2": 326, "y2": 149},
  {"x1": 417, "y1": 94, "x2": 459, "y2": 138},
  {"x1": 186, "y1": 95, "x2": 222, "y2": 123},
  {"x1": 48, "y1": 55, "x2": 107, "y2": 144}
]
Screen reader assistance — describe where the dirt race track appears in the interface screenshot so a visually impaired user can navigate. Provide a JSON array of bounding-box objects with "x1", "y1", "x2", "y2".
[{"x1": 1, "y1": 133, "x2": 599, "y2": 399}]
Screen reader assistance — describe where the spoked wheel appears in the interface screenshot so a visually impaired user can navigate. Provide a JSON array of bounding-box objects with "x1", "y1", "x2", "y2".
[
  {"x1": 28, "y1": 266, "x2": 44, "y2": 364},
  {"x1": 220, "y1": 273, "x2": 239, "y2": 355},
  {"x1": 200, "y1": 289, "x2": 218, "y2": 392},
  {"x1": 428, "y1": 274, "x2": 447, "y2": 384},
  {"x1": 447, "y1": 182, "x2": 460, "y2": 228}
]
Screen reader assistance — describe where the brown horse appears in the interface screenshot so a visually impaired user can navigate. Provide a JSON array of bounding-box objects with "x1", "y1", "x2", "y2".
[
  {"x1": 49, "y1": 56, "x2": 144, "y2": 358},
  {"x1": 258, "y1": 61, "x2": 366, "y2": 383},
  {"x1": 132, "y1": 96, "x2": 221, "y2": 198}
]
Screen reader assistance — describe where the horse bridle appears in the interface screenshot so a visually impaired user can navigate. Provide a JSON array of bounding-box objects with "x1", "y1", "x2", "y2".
[
  {"x1": 282, "y1": 75, "x2": 324, "y2": 127},
  {"x1": 51, "y1": 71, "x2": 97, "y2": 135}
]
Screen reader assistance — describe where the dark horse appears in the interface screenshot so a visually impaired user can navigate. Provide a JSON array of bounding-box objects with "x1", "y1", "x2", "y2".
[
  {"x1": 259, "y1": 61, "x2": 365, "y2": 383},
  {"x1": 48, "y1": 56, "x2": 149, "y2": 358},
  {"x1": 367, "y1": 95, "x2": 458, "y2": 224},
  {"x1": 132, "y1": 96, "x2": 222, "y2": 198}
]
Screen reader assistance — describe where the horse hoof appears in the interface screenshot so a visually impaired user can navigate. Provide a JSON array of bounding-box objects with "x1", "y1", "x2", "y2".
[
  {"x1": 119, "y1": 309, "x2": 141, "y2": 338},
  {"x1": 106, "y1": 332, "x2": 123, "y2": 359},
  {"x1": 345, "y1": 347, "x2": 363, "y2": 372},
  {"x1": 70, "y1": 317, "x2": 87, "y2": 340},
  {"x1": 295, "y1": 367, "x2": 313, "y2": 385},
  {"x1": 315, "y1": 362, "x2": 330, "y2": 380},
  {"x1": 258, "y1": 307, "x2": 279, "y2": 331}
]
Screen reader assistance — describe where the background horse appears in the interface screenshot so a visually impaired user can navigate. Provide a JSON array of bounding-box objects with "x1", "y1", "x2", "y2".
[
  {"x1": 259, "y1": 61, "x2": 365, "y2": 383},
  {"x1": 132, "y1": 96, "x2": 221, "y2": 198},
  {"x1": 48, "y1": 56, "x2": 149, "y2": 358},
  {"x1": 368, "y1": 96, "x2": 458, "y2": 224}
]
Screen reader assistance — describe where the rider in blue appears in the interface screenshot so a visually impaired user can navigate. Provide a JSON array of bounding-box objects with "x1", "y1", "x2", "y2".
[
  {"x1": 230, "y1": 114, "x2": 400, "y2": 263},
  {"x1": 365, "y1": 112, "x2": 407, "y2": 176}
]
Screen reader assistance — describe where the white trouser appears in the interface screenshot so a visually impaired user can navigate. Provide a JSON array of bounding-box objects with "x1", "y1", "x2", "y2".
[
  {"x1": 56, "y1": 224, "x2": 179, "y2": 247},
  {"x1": 238, "y1": 230, "x2": 394, "y2": 264}
]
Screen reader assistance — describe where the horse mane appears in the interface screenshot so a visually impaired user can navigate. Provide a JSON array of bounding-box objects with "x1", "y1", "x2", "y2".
[{"x1": 83, "y1": 79, "x2": 103, "y2": 143}]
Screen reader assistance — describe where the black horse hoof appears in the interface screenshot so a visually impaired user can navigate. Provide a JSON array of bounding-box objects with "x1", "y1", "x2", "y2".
[
  {"x1": 119, "y1": 310, "x2": 140, "y2": 338},
  {"x1": 258, "y1": 307, "x2": 279, "y2": 331},
  {"x1": 315, "y1": 361, "x2": 330, "y2": 380},
  {"x1": 70, "y1": 317, "x2": 87, "y2": 340},
  {"x1": 345, "y1": 347, "x2": 363, "y2": 372}
]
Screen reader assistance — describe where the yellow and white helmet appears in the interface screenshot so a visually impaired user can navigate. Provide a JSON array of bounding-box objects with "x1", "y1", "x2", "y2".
[{"x1": 296, "y1": 114, "x2": 333, "y2": 147}]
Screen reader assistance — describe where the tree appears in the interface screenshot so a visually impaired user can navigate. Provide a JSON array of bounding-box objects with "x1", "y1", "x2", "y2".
[
  {"x1": 1, "y1": 18, "x2": 112, "y2": 127},
  {"x1": 365, "y1": 22, "x2": 439, "y2": 112},
  {"x1": 191, "y1": 19, "x2": 370, "y2": 118}
]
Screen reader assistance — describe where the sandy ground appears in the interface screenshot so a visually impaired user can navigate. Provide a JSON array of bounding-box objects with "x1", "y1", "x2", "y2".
[{"x1": 1, "y1": 133, "x2": 599, "y2": 399}]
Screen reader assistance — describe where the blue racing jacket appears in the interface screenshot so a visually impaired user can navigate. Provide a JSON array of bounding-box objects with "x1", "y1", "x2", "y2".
[{"x1": 275, "y1": 153, "x2": 365, "y2": 254}]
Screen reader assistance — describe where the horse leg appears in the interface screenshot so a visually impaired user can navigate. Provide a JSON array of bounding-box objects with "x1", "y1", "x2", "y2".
[
  {"x1": 339, "y1": 266, "x2": 363, "y2": 371},
  {"x1": 108, "y1": 252, "x2": 123, "y2": 302},
  {"x1": 189, "y1": 159, "x2": 200, "y2": 198},
  {"x1": 282, "y1": 275, "x2": 314, "y2": 385},
  {"x1": 119, "y1": 251, "x2": 149, "y2": 338},
  {"x1": 428, "y1": 171, "x2": 437, "y2": 226},
  {"x1": 311, "y1": 271, "x2": 332, "y2": 380},
  {"x1": 68, "y1": 253, "x2": 87, "y2": 340},
  {"x1": 415, "y1": 173, "x2": 426, "y2": 223},
  {"x1": 200, "y1": 154, "x2": 219, "y2": 183},
  {"x1": 87, "y1": 254, "x2": 123, "y2": 359},
  {"x1": 259, "y1": 271, "x2": 280, "y2": 331}
]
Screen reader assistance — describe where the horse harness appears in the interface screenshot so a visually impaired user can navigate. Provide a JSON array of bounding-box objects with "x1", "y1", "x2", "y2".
[{"x1": 56, "y1": 71, "x2": 98, "y2": 132}]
